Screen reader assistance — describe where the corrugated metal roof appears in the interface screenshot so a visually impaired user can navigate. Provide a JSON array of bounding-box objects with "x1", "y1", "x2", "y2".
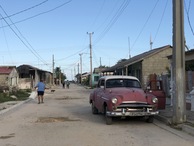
[
  {"x1": 0, "y1": 66, "x2": 15, "y2": 74},
  {"x1": 102, "y1": 45, "x2": 172, "y2": 72}
]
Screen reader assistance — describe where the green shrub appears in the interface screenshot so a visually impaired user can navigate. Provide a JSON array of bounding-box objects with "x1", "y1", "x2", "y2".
[{"x1": 0, "y1": 89, "x2": 30, "y2": 103}]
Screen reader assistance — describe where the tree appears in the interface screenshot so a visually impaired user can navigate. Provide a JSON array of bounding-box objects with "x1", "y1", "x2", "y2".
[{"x1": 117, "y1": 59, "x2": 127, "y2": 64}]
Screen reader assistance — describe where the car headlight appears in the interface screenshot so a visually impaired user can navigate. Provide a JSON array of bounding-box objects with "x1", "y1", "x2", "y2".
[
  {"x1": 111, "y1": 97, "x2": 118, "y2": 104},
  {"x1": 152, "y1": 97, "x2": 158, "y2": 103}
]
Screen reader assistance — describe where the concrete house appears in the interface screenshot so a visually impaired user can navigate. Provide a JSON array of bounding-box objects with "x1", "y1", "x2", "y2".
[
  {"x1": 0, "y1": 66, "x2": 19, "y2": 91},
  {"x1": 17, "y1": 64, "x2": 52, "y2": 89},
  {"x1": 102, "y1": 45, "x2": 172, "y2": 88}
]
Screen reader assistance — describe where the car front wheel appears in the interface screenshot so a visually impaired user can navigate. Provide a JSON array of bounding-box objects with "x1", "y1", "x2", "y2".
[
  {"x1": 146, "y1": 116, "x2": 154, "y2": 123},
  {"x1": 91, "y1": 101, "x2": 98, "y2": 114},
  {"x1": 104, "y1": 106, "x2": 112, "y2": 125}
]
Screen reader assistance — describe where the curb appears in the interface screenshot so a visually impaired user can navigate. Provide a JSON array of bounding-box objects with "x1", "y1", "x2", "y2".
[
  {"x1": 154, "y1": 115, "x2": 172, "y2": 125},
  {"x1": 182, "y1": 124, "x2": 194, "y2": 136},
  {"x1": 155, "y1": 115, "x2": 194, "y2": 136},
  {"x1": 0, "y1": 98, "x2": 32, "y2": 115}
]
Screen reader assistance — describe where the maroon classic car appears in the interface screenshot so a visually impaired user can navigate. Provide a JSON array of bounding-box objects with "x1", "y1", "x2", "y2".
[{"x1": 89, "y1": 76, "x2": 159, "y2": 125}]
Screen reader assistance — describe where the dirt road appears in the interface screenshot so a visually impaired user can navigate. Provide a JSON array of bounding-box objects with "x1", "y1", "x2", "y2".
[{"x1": 0, "y1": 84, "x2": 194, "y2": 146}]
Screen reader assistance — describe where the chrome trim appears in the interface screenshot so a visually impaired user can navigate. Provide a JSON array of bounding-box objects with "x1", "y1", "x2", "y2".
[
  {"x1": 117, "y1": 104, "x2": 154, "y2": 108},
  {"x1": 122, "y1": 101, "x2": 147, "y2": 104},
  {"x1": 101, "y1": 96, "x2": 108, "y2": 101},
  {"x1": 106, "y1": 111, "x2": 159, "y2": 117}
]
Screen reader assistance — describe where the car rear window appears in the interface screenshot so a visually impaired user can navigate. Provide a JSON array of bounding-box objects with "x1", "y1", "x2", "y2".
[{"x1": 106, "y1": 79, "x2": 141, "y2": 88}]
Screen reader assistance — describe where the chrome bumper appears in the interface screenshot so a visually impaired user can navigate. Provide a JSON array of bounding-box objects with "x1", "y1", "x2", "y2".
[{"x1": 106, "y1": 109, "x2": 159, "y2": 117}]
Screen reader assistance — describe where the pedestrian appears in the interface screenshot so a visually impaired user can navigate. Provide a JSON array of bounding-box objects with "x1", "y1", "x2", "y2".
[
  {"x1": 62, "y1": 80, "x2": 66, "y2": 88},
  {"x1": 34, "y1": 79, "x2": 46, "y2": 104},
  {"x1": 66, "y1": 80, "x2": 70, "y2": 89}
]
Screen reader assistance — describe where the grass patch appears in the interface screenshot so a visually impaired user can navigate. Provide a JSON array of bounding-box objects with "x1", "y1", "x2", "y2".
[{"x1": 0, "y1": 89, "x2": 31, "y2": 103}]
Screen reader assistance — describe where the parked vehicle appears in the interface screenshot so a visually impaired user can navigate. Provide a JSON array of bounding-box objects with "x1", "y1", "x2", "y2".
[
  {"x1": 146, "y1": 80, "x2": 166, "y2": 109},
  {"x1": 89, "y1": 76, "x2": 159, "y2": 125}
]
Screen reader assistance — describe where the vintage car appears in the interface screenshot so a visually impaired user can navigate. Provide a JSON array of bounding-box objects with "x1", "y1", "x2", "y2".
[{"x1": 89, "y1": 76, "x2": 159, "y2": 125}]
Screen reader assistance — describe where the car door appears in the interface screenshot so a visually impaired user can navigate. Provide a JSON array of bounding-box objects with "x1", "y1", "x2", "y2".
[{"x1": 95, "y1": 79, "x2": 106, "y2": 112}]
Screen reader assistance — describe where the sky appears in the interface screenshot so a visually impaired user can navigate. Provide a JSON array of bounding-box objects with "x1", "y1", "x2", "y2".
[{"x1": 0, "y1": 0, "x2": 194, "y2": 80}]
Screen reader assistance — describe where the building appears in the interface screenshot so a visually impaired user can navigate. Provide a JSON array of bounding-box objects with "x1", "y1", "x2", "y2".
[
  {"x1": 0, "y1": 66, "x2": 19, "y2": 92},
  {"x1": 102, "y1": 45, "x2": 172, "y2": 88},
  {"x1": 17, "y1": 64, "x2": 52, "y2": 89}
]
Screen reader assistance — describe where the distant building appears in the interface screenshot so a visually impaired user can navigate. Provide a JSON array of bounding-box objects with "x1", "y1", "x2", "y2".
[
  {"x1": 0, "y1": 66, "x2": 19, "y2": 91},
  {"x1": 17, "y1": 64, "x2": 52, "y2": 89}
]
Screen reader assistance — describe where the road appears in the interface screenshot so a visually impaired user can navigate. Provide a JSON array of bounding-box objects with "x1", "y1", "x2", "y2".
[{"x1": 0, "y1": 84, "x2": 194, "y2": 146}]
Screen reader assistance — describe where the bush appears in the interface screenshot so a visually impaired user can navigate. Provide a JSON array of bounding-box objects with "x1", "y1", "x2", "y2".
[{"x1": 0, "y1": 89, "x2": 31, "y2": 103}]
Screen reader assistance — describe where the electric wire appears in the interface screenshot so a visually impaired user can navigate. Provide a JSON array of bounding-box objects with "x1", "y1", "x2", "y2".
[
  {"x1": 0, "y1": 0, "x2": 49, "y2": 20},
  {"x1": 131, "y1": 0, "x2": 160, "y2": 50},
  {"x1": 153, "y1": 0, "x2": 169, "y2": 43},
  {"x1": 0, "y1": 0, "x2": 72, "y2": 28},
  {"x1": 0, "y1": 20, "x2": 13, "y2": 64},
  {"x1": 184, "y1": 0, "x2": 194, "y2": 36},
  {"x1": 0, "y1": 5, "x2": 48, "y2": 65},
  {"x1": 88, "y1": 0, "x2": 105, "y2": 32},
  {"x1": 94, "y1": 0, "x2": 131, "y2": 45},
  {"x1": 56, "y1": 47, "x2": 88, "y2": 62}
]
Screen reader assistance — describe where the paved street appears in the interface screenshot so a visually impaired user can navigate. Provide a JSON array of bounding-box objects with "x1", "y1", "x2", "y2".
[{"x1": 0, "y1": 84, "x2": 194, "y2": 146}]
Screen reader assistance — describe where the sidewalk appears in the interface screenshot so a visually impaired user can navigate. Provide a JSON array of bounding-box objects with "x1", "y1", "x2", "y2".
[{"x1": 155, "y1": 105, "x2": 194, "y2": 136}]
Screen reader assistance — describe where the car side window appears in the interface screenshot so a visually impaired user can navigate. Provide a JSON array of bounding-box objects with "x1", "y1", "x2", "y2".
[
  {"x1": 97, "y1": 79, "x2": 105, "y2": 88},
  {"x1": 100, "y1": 80, "x2": 105, "y2": 86}
]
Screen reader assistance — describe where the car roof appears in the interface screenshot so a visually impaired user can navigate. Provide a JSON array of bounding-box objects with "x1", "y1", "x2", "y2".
[{"x1": 99, "y1": 75, "x2": 139, "y2": 81}]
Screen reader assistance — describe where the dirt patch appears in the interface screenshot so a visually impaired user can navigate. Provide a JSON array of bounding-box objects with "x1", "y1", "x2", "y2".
[
  {"x1": 55, "y1": 96, "x2": 82, "y2": 100},
  {"x1": 36, "y1": 117, "x2": 81, "y2": 123}
]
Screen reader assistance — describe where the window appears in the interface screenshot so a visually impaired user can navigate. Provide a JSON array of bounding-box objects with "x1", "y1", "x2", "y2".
[
  {"x1": 98, "y1": 79, "x2": 105, "y2": 87},
  {"x1": 106, "y1": 79, "x2": 141, "y2": 88}
]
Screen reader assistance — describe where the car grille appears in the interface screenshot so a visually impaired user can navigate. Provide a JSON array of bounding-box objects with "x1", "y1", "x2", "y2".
[{"x1": 115, "y1": 102, "x2": 154, "y2": 112}]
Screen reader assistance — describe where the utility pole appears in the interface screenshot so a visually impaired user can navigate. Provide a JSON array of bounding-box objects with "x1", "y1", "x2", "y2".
[
  {"x1": 87, "y1": 32, "x2": 94, "y2": 88},
  {"x1": 52, "y1": 54, "x2": 55, "y2": 85},
  {"x1": 59, "y1": 66, "x2": 61, "y2": 85},
  {"x1": 77, "y1": 63, "x2": 80, "y2": 83},
  {"x1": 172, "y1": 0, "x2": 186, "y2": 124},
  {"x1": 79, "y1": 53, "x2": 83, "y2": 84},
  {"x1": 74, "y1": 66, "x2": 76, "y2": 82},
  {"x1": 128, "y1": 37, "x2": 131, "y2": 59},
  {"x1": 77, "y1": 63, "x2": 79, "y2": 74},
  {"x1": 150, "y1": 35, "x2": 153, "y2": 50}
]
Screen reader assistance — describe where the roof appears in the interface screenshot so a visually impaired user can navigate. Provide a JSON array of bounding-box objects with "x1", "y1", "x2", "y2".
[
  {"x1": 17, "y1": 64, "x2": 51, "y2": 73},
  {"x1": 100, "y1": 75, "x2": 139, "y2": 81},
  {"x1": 93, "y1": 67, "x2": 109, "y2": 74},
  {"x1": 102, "y1": 45, "x2": 172, "y2": 72},
  {"x1": 0, "y1": 66, "x2": 16, "y2": 74},
  {"x1": 167, "y1": 48, "x2": 194, "y2": 60}
]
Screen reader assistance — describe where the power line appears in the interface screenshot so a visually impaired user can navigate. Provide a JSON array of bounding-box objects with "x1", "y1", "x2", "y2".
[
  {"x1": 131, "y1": 0, "x2": 160, "y2": 50},
  {"x1": 0, "y1": 0, "x2": 49, "y2": 20},
  {"x1": 0, "y1": 0, "x2": 72, "y2": 28},
  {"x1": 94, "y1": 0, "x2": 131, "y2": 44},
  {"x1": 153, "y1": 0, "x2": 169, "y2": 43},
  {"x1": 0, "y1": 5, "x2": 48, "y2": 65},
  {"x1": 184, "y1": 0, "x2": 194, "y2": 36}
]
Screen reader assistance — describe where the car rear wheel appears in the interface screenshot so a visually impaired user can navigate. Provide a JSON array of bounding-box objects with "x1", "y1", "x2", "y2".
[
  {"x1": 92, "y1": 101, "x2": 98, "y2": 114},
  {"x1": 104, "y1": 106, "x2": 112, "y2": 125}
]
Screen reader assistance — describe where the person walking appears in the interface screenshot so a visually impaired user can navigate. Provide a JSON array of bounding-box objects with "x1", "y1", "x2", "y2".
[
  {"x1": 34, "y1": 79, "x2": 46, "y2": 104},
  {"x1": 66, "y1": 80, "x2": 70, "y2": 89},
  {"x1": 62, "y1": 79, "x2": 66, "y2": 88}
]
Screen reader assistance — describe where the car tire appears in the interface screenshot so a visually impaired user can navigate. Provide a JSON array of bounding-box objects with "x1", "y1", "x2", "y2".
[
  {"x1": 104, "y1": 106, "x2": 112, "y2": 125},
  {"x1": 146, "y1": 116, "x2": 154, "y2": 123},
  {"x1": 92, "y1": 101, "x2": 98, "y2": 114}
]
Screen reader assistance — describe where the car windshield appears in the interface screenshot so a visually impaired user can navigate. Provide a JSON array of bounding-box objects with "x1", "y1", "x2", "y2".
[{"x1": 106, "y1": 79, "x2": 141, "y2": 88}]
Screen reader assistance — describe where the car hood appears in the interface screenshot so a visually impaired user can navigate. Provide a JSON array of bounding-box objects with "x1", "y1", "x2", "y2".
[{"x1": 106, "y1": 87, "x2": 148, "y2": 102}]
